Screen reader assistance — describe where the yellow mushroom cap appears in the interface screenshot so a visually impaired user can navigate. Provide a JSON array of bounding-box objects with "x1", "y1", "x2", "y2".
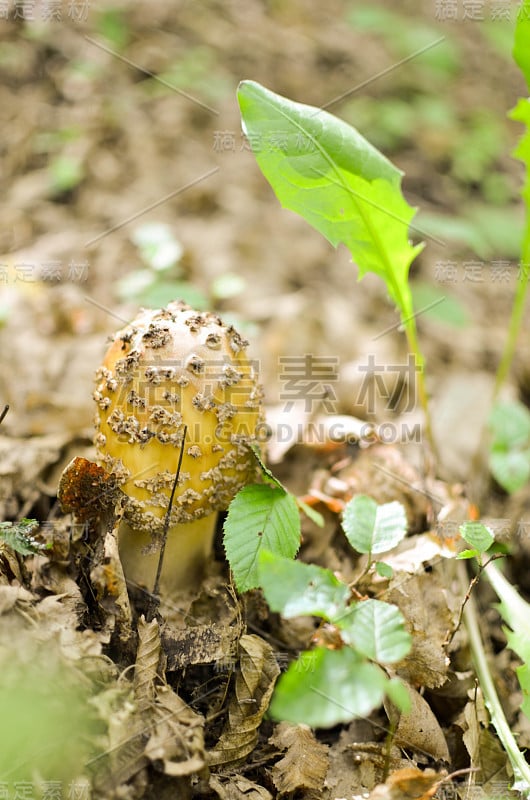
[{"x1": 93, "y1": 301, "x2": 263, "y2": 534}]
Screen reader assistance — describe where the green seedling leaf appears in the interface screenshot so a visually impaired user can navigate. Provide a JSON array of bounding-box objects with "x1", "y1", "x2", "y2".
[
  {"x1": 342, "y1": 495, "x2": 407, "y2": 555},
  {"x1": 269, "y1": 647, "x2": 387, "y2": 727},
  {"x1": 224, "y1": 484, "x2": 300, "y2": 592},
  {"x1": 0, "y1": 519, "x2": 47, "y2": 556},
  {"x1": 490, "y1": 449, "x2": 530, "y2": 494},
  {"x1": 337, "y1": 599, "x2": 411, "y2": 663},
  {"x1": 375, "y1": 561, "x2": 393, "y2": 578},
  {"x1": 459, "y1": 521, "x2": 494, "y2": 554},
  {"x1": 489, "y1": 401, "x2": 530, "y2": 450},
  {"x1": 456, "y1": 548, "x2": 480, "y2": 560},
  {"x1": 258, "y1": 550, "x2": 350, "y2": 620},
  {"x1": 248, "y1": 442, "x2": 285, "y2": 489},
  {"x1": 514, "y1": 0, "x2": 530, "y2": 91},
  {"x1": 237, "y1": 81, "x2": 423, "y2": 317}
]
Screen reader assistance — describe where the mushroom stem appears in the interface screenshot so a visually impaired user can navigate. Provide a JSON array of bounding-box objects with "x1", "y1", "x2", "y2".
[{"x1": 118, "y1": 514, "x2": 219, "y2": 596}]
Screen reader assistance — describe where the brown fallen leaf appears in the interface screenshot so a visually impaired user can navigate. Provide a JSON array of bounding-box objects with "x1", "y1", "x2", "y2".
[
  {"x1": 209, "y1": 774, "x2": 273, "y2": 799},
  {"x1": 208, "y1": 634, "x2": 280, "y2": 766},
  {"x1": 270, "y1": 721, "x2": 329, "y2": 794},
  {"x1": 385, "y1": 683, "x2": 450, "y2": 763},
  {"x1": 365, "y1": 766, "x2": 445, "y2": 800}
]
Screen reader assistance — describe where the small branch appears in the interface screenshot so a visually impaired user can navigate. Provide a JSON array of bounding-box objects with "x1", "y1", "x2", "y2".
[{"x1": 0, "y1": 405, "x2": 9, "y2": 425}]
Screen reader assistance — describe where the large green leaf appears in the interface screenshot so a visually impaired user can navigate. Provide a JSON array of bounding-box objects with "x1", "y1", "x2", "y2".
[
  {"x1": 269, "y1": 647, "x2": 387, "y2": 727},
  {"x1": 237, "y1": 81, "x2": 423, "y2": 314},
  {"x1": 223, "y1": 484, "x2": 300, "y2": 592},
  {"x1": 258, "y1": 550, "x2": 350, "y2": 620},
  {"x1": 337, "y1": 599, "x2": 411, "y2": 663},
  {"x1": 341, "y1": 495, "x2": 407, "y2": 555}
]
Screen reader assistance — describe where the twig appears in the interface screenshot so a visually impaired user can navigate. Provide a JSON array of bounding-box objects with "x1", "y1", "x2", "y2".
[
  {"x1": 0, "y1": 405, "x2": 9, "y2": 425},
  {"x1": 152, "y1": 425, "x2": 187, "y2": 603}
]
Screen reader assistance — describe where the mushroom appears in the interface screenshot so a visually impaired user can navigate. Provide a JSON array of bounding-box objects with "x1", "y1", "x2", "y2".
[{"x1": 93, "y1": 300, "x2": 263, "y2": 595}]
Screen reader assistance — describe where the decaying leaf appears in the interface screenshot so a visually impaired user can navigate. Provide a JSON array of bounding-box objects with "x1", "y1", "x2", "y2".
[
  {"x1": 270, "y1": 721, "x2": 329, "y2": 794},
  {"x1": 134, "y1": 615, "x2": 162, "y2": 712},
  {"x1": 90, "y1": 528, "x2": 133, "y2": 643},
  {"x1": 208, "y1": 634, "x2": 280, "y2": 766},
  {"x1": 144, "y1": 684, "x2": 205, "y2": 777},
  {"x1": 58, "y1": 456, "x2": 122, "y2": 522},
  {"x1": 364, "y1": 766, "x2": 445, "y2": 800},
  {"x1": 386, "y1": 565, "x2": 461, "y2": 688},
  {"x1": 462, "y1": 697, "x2": 512, "y2": 792},
  {"x1": 385, "y1": 683, "x2": 450, "y2": 762},
  {"x1": 210, "y1": 774, "x2": 273, "y2": 799}
]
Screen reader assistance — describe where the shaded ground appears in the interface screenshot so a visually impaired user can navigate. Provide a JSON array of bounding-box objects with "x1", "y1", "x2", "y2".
[{"x1": 2, "y1": 0, "x2": 530, "y2": 797}]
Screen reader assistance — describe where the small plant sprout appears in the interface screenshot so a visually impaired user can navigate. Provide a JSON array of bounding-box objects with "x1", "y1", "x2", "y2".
[{"x1": 93, "y1": 300, "x2": 263, "y2": 595}]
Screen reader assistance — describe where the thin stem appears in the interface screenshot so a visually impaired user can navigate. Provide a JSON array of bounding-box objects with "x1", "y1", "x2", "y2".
[
  {"x1": 493, "y1": 257, "x2": 530, "y2": 399},
  {"x1": 153, "y1": 425, "x2": 187, "y2": 599},
  {"x1": 402, "y1": 313, "x2": 437, "y2": 463},
  {"x1": 459, "y1": 562, "x2": 530, "y2": 791}
]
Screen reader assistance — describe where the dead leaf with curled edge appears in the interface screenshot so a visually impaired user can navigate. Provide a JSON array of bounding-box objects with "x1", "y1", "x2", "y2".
[
  {"x1": 209, "y1": 774, "x2": 273, "y2": 799},
  {"x1": 90, "y1": 527, "x2": 132, "y2": 645},
  {"x1": 385, "y1": 564, "x2": 461, "y2": 689},
  {"x1": 364, "y1": 767, "x2": 446, "y2": 800},
  {"x1": 208, "y1": 633, "x2": 280, "y2": 766},
  {"x1": 144, "y1": 684, "x2": 206, "y2": 777},
  {"x1": 384, "y1": 683, "x2": 450, "y2": 763},
  {"x1": 269, "y1": 721, "x2": 329, "y2": 794}
]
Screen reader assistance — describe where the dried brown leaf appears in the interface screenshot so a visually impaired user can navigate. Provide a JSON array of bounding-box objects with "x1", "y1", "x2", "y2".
[
  {"x1": 270, "y1": 721, "x2": 329, "y2": 794},
  {"x1": 365, "y1": 767, "x2": 444, "y2": 800},
  {"x1": 386, "y1": 564, "x2": 461, "y2": 688},
  {"x1": 90, "y1": 528, "x2": 133, "y2": 644},
  {"x1": 134, "y1": 615, "x2": 161, "y2": 712},
  {"x1": 208, "y1": 634, "x2": 280, "y2": 766},
  {"x1": 144, "y1": 684, "x2": 205, "y2": 777},
  {"x1": 210, "y1": 774, "x2": 273, "y2": 799},
  {"x1": 385, "y1": 683, "x2": 450, "y2": 762}
]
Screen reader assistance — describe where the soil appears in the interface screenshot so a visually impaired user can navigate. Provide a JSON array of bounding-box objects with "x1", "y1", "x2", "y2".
[{"x1": 1, "y1": 1, "x2": 530, "y2": 798}]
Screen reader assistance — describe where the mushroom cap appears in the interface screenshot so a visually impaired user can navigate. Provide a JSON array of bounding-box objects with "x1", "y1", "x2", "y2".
[{"x1": 93, "y1": 301, "x2": 263, "y2": 532}]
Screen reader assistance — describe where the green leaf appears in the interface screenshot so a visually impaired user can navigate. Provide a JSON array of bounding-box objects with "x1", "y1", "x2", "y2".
[
  {"x1": 490, "y1": 449, "x2": 530, "y2": 494},
  {"x1": 337, "y1": 599, "x2": 411, "y2": 663},
  {"x1": 258, "y1": 551, "x2": 350, "y2": 620},
  {"x1": 485, "y1": 562, "x2": 530, "y2": 721},
  {"x1": 514, "y1": 0, "x2": 530, "y2": 91},
  {"x1": 375, "y1": 561, "x2": 393, "y2": 578},
  {"x1": 223, "y1": 484, "x2": 300, "y2": 592},
  {"x1": 237, "y1": 81, "x2": 423, "y2": 317},
  {"x1": 456, "y1": 549, "x2": 480, "y2": 560},
  {"x1": 385, "y1": 677, "x2": 412, "y2": 714},
  {"x1": 341, "y1": 495, "x2": 407, "y2": 555},
  {"x1": 296, "y1": 497, "x2": 324, "y2": 528},
  {"x1": 459, "y1": 522, "x2": 494, "y2": 554},
  {"x1": 0, "y1": 519, "x2": 46, "y2": 556},
  {"x1": 488, "y1": 401, "x2": 530, "y2": 450},
  {"x1": 269, "y1": 647, "x2": 387, "y2": 727}
]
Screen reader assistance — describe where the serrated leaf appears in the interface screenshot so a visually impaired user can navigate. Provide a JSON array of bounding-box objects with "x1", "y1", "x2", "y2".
[
  {"x1": 341, "y1": 495, "x2": 407, "y2": 555},
  {"x1": 224, "y1": 484, "x2": 300, "y2": 592},
  {"x1": 248, "y1": 442, "x2": 285, "y2": 489},
  {"x1": 238, "y1": 81, "x2": 423, "y2": 316},
  {"x1": 258, "y1": 551, "x2": 350, "y2": 620},
  {"x1": 459, "y1": 521, "x2": 494, "y2": 554},
  {"x1": 337, "y1": 599, "x2": 411, "y2": 663},
  {"x1": 269, "y1": 647, "x2": 387, "y2": 727},
  {"x1": 0, "y1": 519, "x2": 46, "y2": 556},
  {"x1": 514, "y1": 0, "x2": 530, "y2": 91}
]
